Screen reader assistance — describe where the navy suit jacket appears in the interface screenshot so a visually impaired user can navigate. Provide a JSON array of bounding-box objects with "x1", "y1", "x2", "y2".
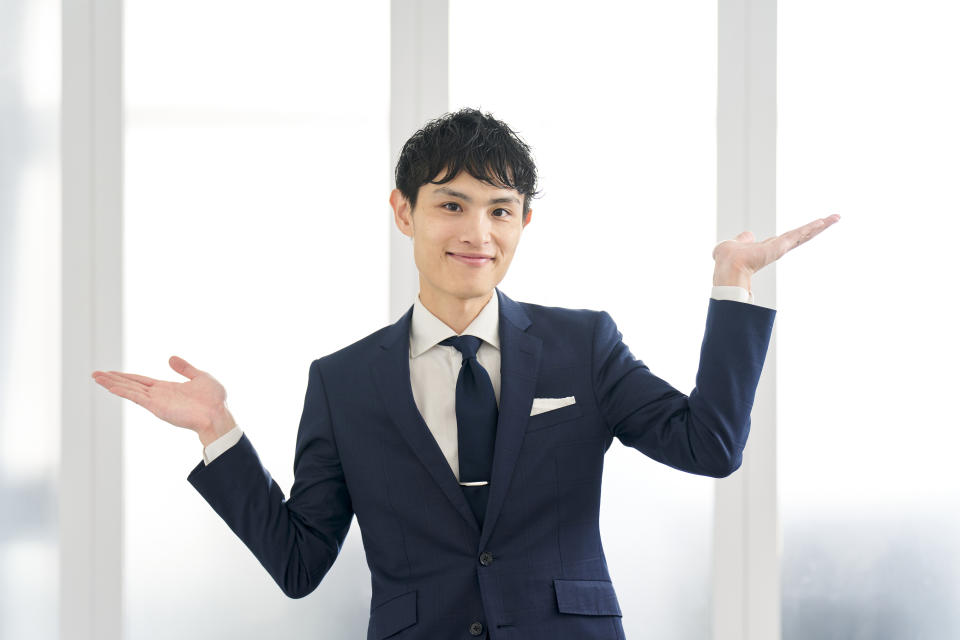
[{"x1": 188, "y1": 288, "x2": 776, "y2": 639}]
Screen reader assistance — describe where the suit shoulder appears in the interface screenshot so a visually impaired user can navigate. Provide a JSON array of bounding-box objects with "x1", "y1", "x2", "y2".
[
  {"x1": 515, "y1": 299, "x2": 606, "y2": 339},
  {"x1": 310, "y1": 319, "x2": 400, "y2": 374}
]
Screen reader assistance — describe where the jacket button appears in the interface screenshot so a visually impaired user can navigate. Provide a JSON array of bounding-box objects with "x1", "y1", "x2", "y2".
[
  {"x1": 469, "y1": 621, "x2": 484, "y2": 636},
  {"x1": 479, "y1": 551, "x2": 494, "y2": 566}
]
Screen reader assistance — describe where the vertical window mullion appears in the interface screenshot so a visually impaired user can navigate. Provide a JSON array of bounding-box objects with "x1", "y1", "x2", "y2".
[
  {"x1": 61, "y1": 0, "x2": 124, "y2": 638},
  {"x1": 713, "y1": 0, "x2": 779, "y2": 638},
  {"x1": 389, "y1": 0, "x2": 449, "y2": 321}
]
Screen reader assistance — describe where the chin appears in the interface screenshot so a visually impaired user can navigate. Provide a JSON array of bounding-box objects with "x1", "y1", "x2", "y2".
[{"x1": 454, "y1": 284, "x2": 494, "y2": 300}]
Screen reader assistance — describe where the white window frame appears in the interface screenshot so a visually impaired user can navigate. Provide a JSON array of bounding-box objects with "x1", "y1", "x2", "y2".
[
  {"x1": 61, "y1": 1, "x2": 124, "y2": 639},
  {"x1": 713, "y1": 0, "x2": 780, "y2": 638}
]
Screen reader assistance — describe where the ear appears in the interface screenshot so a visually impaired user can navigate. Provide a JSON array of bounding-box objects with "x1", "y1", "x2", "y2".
[
  {"x1": 390, "y1": 189, "x2": 414, "y2": 238},
  {"x1": 522, "y1": 208, "x2": 533, "y2": 229}
]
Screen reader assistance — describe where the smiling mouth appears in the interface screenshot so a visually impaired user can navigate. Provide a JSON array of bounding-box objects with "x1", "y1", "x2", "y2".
[{"x1": 447, "y1": 252, "x2": 494, "y2": 265}]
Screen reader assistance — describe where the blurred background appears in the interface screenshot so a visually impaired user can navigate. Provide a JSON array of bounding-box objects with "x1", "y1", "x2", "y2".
[{"x1": 1, "y1": 0, "x2": 957, "y2": 639}]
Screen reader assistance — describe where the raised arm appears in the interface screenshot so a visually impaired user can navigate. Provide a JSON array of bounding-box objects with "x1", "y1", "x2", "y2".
[
  {"x1": 592, "y1": 301, "x2": 775, "y2": 477},
  {"x1": 592, "y1": 214, "x2": 839, "y2": 476},
  {"x1": 185, "y1": 360, "x2": 353, "y2": 598},
  {"x1": 91, "y1": 357, "x2": 353, "y2": 598}
]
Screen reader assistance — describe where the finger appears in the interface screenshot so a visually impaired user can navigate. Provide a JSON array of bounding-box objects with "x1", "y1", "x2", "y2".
[
  {"x1": 95, "y1": 377, "x2": 152, "y2": 407},
  {"x1": 92, "y1": 373, "x2": 143, "y2": 393},
  {"x1": 735, "y1": 230, "x2": 755, "y2": 243},
  {"x1": 106, "y1": 370, "x2": 156, "y2": 387},
  {"x1": 776, "y1": 216, "x2": 839, "y2": 257},
  {"x1": 95, "y1": 371, "x2": 152, "y2": 391},
  {"x1": 169, "y1": 355, "x2": 201, "y2": 380}
]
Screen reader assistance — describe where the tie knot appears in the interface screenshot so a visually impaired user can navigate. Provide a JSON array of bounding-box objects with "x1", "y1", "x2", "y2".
[{"x1": 440, "y1": 335, "x2": 482, "y2": 361}]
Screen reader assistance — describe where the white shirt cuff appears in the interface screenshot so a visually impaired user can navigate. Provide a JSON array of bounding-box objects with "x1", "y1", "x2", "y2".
[
  {"x1": 202, "y1": 425, "x2": 244, "y2": 465},
  {"x1": 711, "y1": 284, "x2": 754, "y2": 305}
]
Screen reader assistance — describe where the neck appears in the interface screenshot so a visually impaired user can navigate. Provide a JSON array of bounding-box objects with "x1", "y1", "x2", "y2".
[{"x1": 419, "y1": 285, "x2": 494, "y2": 335}]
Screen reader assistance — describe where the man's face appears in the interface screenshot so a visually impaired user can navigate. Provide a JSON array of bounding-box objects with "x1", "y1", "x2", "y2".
[{"x1": 391, "y1": 170, "x2": 532, "y2": 306}]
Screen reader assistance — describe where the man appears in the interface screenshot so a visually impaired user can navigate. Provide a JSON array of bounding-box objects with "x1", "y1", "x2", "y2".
[{"x1": 92, "y1": 108, "x2": 838, "y2": 639}]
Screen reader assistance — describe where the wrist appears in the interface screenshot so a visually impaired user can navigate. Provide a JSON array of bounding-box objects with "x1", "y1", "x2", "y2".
[
  {"x1": 197, "y1": 404, "x2": 236, "y2": 447},
  {"x1": 713, "y1": 264, "x2": 752, "y2": 290}
]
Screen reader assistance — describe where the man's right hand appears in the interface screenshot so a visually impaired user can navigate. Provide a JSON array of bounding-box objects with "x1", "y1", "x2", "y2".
[{"x1": 91, "y1": 355, "x2": 237, "y2": 446}]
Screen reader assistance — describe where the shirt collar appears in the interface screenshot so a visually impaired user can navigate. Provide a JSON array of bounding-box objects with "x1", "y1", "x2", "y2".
[{"x1": 410, "y1": 290, "x2": 500, "y2": 358}]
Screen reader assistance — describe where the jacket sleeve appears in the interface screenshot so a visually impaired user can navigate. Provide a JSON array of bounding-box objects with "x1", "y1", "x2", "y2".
[
  {"x1": 592, "y1": 298, "x2": 776, "y2": 477},
  {"x1": 187, "y1": 359, "x2": 354, "y2": 598}
]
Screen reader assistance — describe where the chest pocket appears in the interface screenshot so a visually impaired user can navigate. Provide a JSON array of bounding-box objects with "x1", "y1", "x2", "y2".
[
  {"x1": 526, "y1": 366, "x2": 588, "y2": 432},
  {"x1": 526, "y1": 400, "x2": 583, "y2": 432}
]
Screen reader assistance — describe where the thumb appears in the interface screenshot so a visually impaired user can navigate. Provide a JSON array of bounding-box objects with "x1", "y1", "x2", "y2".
[
  {"x1": 169, "y1": 355, "x2": 201, "y2": 380},
  {"x1": 735, "y1": 230, "x2": 755, "y2": 243}
]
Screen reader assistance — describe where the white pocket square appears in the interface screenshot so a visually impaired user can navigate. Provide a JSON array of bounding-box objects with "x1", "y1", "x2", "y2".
[{"x1": 530, "y1": 396, "x2": 576, "y2": 416}]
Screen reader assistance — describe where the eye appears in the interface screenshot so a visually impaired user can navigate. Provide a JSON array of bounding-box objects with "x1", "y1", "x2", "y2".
[
  {"x1": 492, "y1": 208, "x2": 512, "y2": 218},
  {"x1": 441, "y1": 202, "x2": 462, "y2": 212}
]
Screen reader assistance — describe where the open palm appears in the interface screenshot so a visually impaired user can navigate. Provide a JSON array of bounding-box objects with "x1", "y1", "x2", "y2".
[
  {"x1": 713, "y1": 214, "x2": 841, "y2": 276},
  {"x1": 91, "y1": 355, "x2": 227, "y2": 433}
]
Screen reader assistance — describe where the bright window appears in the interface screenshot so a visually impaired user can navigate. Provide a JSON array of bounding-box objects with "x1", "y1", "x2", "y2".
[
  {"x1": 123, "y1": 2, "x2": 389, "y2": 637},
  {"x1": 778, "y1": 1, "x2": 960, "y2": 636},
  {"x1": 0, "y1": 0, "x2": 61, "y2": 638}
]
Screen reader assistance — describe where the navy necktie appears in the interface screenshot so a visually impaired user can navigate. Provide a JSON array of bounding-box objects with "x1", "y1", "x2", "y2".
[{"x1": 440, "y1": 335, "x2": 498, "y2": 527}]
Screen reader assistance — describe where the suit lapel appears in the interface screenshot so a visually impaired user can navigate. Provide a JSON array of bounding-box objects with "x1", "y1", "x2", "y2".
[
  {"x1": 370, "y1": 306, "x2": 481, "y2": 535},
  {"x1": 480, "y1": 288, "x2": 541, "y2": 548},
  {"x1": 369, "y1": 288, "x2": 542, "y2": 543}
]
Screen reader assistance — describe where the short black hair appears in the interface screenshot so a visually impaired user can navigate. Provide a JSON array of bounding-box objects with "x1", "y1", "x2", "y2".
[{"x1": 395, "y1": 108, "x2": 540, "y2": 217}]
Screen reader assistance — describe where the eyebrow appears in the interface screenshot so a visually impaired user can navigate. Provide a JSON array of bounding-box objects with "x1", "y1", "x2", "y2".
[{"x1": 432, "y1": 186, "x2": 521, "y2": 207}]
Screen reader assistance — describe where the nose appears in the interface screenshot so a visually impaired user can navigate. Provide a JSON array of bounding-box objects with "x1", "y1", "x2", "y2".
[{"x1": 459, "y1": 209, "x2": 492, "y2": 247}]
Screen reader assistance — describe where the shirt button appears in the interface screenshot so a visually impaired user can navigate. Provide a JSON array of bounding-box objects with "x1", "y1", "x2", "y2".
[
  {"x1": 479, "y1": 551, "x2": 494, "y2": 566},
  {"x1": 469, "y1": 621, "x2": 484, "y2": 636}
]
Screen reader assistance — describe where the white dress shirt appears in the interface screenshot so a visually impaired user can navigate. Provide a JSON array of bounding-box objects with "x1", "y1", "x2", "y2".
[
  {"x1": 408, "y1": 290, "x2": 501, "y2": 482},
  {"x1": 201, "y1": 285, "x2": 759, "y2": 466}
]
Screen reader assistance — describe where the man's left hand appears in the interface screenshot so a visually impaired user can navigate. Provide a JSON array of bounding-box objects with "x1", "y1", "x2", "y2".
[{"x1": 712, "y1": 214, "x2": 841, "y2": 289}]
